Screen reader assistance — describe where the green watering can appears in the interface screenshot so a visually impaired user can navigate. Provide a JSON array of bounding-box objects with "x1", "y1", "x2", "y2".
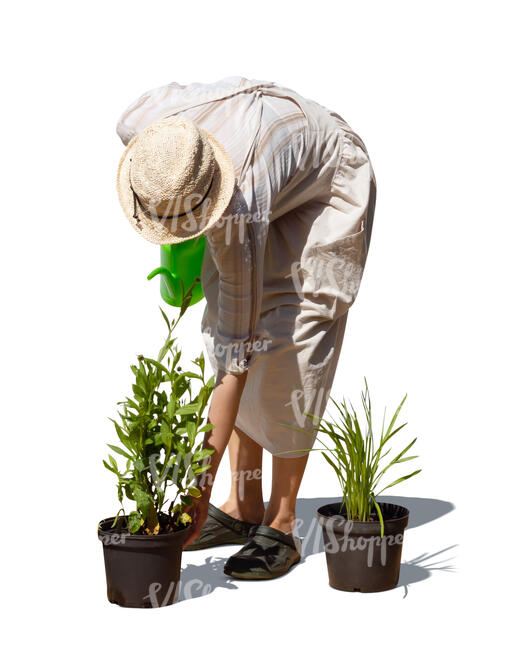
[{"x1": 147, "y1": 236, "x2": 206, "y2": 307}]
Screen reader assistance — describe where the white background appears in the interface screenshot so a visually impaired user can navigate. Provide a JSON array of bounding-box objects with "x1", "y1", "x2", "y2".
[{"x1": 2, "y1": 0, "x2": 509, "y2": 646}]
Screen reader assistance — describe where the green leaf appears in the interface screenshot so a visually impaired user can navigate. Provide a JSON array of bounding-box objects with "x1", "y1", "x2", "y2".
[
  {"x1": 110, "y1": 419, "x2": 133, "y2": 451},
  {"x1": 373, "y1": 499, "x2": 384, "y2": 538},
  {"x1": 192, "y1": 463, "x2": 211, "y2": 475},
  {"x1": 187, "y1": 420, "x2": 197, "y2": 445},
  {"x1": 134, "y1": 459, "x2": 145, "y2": 472},
  {"x1": 132, "y1": 384, "x2": 145, "y2": 400},
  {"x1": 179, "y1": 279, "x2": 195, "y2": 318},
  {"x1": 145, "y1": 357, "x2": 172, "y2": 378},
  {"x1": 159, "y1": 307, "x2": 171, "y2": 334},
  {"x1": 160, "y1": 420, "x2": 173, "y2": 447},
  {"x1": 128, "y1": 511, "x2": 143, "y2": 533},
  {"x1": 192, "y1": 448, "x2": 214, "y2": 462},
  {"x1": 107, "y1": 444, "x2": 133, "y2": 460},
  {"x1": 179, "y1": 512, "x2": 192, "y2": 525},
  {"x1": 175, "y1": 402, "x2": 199, "y2": 415},
  {"x1": 181, "y1": 371, "x2": 202, "y2": 380},
  {"x1": 321, "y1": 450, "x2": 342, "y2": 479},
  {"x1": 377, "y1": 469, "x2": 422, "y2": 494},
  {"x1": 103, "y1": 460, "x2": 117, "y2": 475},
  {"x1": 133, "y1": 486, "x2": 152, "y2": 518},
  {"x1": 187, "y1": 485, "x2": 202, "y2": 498}
]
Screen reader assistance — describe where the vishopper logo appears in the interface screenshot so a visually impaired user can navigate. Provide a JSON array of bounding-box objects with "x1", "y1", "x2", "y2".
[
  {"x1": 99, "y1": 532, "x2": 128, "y2": 546},
  {"x1": 231, "y1": 468, "x2": 262, "y2": 500},
  {"x1": 146, "y1": 192, "x2": 216, "y2": 233},
  {"x1": 146, "y1": 182, "x2": 273, "y2": 247},
  {"x1": 285, "y1": 386, "x2": 327, "y2": 428},
  {"x1": 203, "y1": 326, "x2": 273, "y2": 370},
  {"x1": 144, "y1": 578, "x2": 213, "y2": 607},
  {"x1": 293, "y1": 516, "x2": 324, "y2": 556},
  {"x1": 285, "y1": 255, "x2": 350, "y2": 302},
  {"x1": 147, "y1": 450, "x2": 198, "y2": 488},
  {"x1": 321, "y1": 516, "x2": 404, "y2": 568},
  {"x1": 206, "y1": 188, "x2": 271, "y2": 248},
  {"x1": 146, "y1": 450, "x2": 213, "y2": 491},
  {"x1": 212, "y1": 209, "x2": 271, "y2": 247},
  {"x1": 143, "y1": 450, "x2": 265, "y2": 492}
]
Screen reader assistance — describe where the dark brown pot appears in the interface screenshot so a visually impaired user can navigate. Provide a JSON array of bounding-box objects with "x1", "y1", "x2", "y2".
[
  {"x1": 98, "y1": 516, "x2": 189, "y2": 608},
  {"x1": 316, "y1": 502, "x2": 409, "y2": 592}
]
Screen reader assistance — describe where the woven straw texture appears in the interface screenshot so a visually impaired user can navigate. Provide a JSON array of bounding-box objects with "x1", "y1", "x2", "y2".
[{"x1": 117, "y1": 116, "x2": 235, "y2": 244}]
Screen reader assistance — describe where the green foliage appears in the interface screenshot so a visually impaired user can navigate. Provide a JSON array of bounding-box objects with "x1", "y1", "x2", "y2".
[
  {"x1": 316, "y1": 380, "x2": 421, "y2": 536},
  {"x1": 296, "y1": 379, "x2": 421, "y2": 536},
  {"x1": 104, "y1": 285, "x2": 215, "y2": 535}
]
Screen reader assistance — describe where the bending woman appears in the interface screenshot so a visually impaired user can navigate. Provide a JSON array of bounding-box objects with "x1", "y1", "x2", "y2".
[{"x1": 116, "y1": 76, "x2": 376, "y2": 580}]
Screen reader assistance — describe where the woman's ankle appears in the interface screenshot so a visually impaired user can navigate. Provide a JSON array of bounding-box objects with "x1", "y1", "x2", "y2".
[
  {"x1": 261, "y1": 512, "x2": 296, "y2": 535},
  {"x1": 219, "y1": 499, "x2": 265, "y2": 524}
]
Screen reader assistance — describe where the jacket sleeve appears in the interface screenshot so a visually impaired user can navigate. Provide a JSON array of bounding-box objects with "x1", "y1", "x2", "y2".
[
  {"x1": 116, "y1": 82, "x2": 195, "y2": 145},
  {"x1": 116, "y1": 77, "x2": 249, "y2": 145},
  {"x1": 205, "y1": 186, "x2": 268, "y2": 375}
]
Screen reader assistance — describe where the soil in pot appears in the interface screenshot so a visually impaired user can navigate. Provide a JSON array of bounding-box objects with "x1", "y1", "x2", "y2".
[
  {"x1": 316, "y1": 502, "x2": 409, "y2": 592},
  {"x1": 98, "y1": 515, "x2": 189, "y2": 608}
]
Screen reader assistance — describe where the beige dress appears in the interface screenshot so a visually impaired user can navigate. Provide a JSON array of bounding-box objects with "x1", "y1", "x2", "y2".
[{"x1": 117, "y1": 77, "x2": 377, "y2": 458}]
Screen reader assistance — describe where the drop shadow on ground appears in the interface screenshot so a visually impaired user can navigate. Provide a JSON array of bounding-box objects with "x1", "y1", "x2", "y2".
[
  {"x1": 178, "y1": 495, "x2": 455, "y2": 602},
  {"x1": 398, "y1": 545, "x2": 457, "y2": 598},
  {"x1": 177, "y1": 554, "x2": 238, "y2": 602}
]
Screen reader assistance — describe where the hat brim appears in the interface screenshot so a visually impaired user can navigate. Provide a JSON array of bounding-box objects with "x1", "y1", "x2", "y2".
[{"x1": 117, "y1": 125, "x2": 235, "y2": 245}]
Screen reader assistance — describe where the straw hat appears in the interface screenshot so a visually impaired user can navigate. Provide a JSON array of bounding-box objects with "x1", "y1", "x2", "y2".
[{"x1": 117, "y1": 116, "x2": 235, "y2": 244}]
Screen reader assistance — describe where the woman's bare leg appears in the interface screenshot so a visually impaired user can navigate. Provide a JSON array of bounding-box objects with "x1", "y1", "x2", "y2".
[
  {"x1": 219, "y1": 429, "x2": 309, "y2": 533},
  {"x1": 219, "y1": 426, "x2": 265, "y2": 523},
  {"x1": 262, "y1": 453, "x2": 309, "y2": 534}
]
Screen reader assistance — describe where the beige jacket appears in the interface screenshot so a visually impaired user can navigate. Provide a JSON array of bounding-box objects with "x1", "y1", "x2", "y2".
[{"x1": 117, "y1": 77, "x2": 376, "y2": 456}]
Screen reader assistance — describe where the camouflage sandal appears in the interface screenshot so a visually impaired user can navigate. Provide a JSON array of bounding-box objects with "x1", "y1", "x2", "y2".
[
  {"x1": 184, "y1": 504, "x2": 259, "y2": 551},
  {"x1": 223, "y1": 525, "x2": 301, "y2": 579}
]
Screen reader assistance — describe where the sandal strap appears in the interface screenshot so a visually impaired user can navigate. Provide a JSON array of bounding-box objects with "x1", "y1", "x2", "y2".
[
  {"x1": 248, "y1": 524, "x2": 299, "y2": 551},
  {"x1": 208, "y1": 504, "x2": 258, "y2": 537}
]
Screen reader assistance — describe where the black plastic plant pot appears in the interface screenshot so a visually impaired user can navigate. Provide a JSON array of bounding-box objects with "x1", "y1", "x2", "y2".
[
  {"x1": 316, "y1": 502, "x2": 409, "y2": 593},
  {"x1": 98, "y1": 516, "x2": 189, "y2": 608}
]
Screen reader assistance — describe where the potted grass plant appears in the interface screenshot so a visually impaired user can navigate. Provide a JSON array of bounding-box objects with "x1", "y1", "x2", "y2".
[
  {"x1": 314, "y1": 380, "x2": 421, "y2": 592},
  {"x1": 97, "y1": 289, "x2": 215, "y2": 608}
]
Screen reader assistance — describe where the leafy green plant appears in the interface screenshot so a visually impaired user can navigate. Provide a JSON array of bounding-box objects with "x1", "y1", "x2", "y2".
[
  {"x1": 318, "y1": 381, "x2": 421, "y2": 537},
  {"x1": 302, "y1": 380, "x2": 420, "y2": 536},
  {"x1": 103, "y1": 287, "x2": 215, "y2": 535}
]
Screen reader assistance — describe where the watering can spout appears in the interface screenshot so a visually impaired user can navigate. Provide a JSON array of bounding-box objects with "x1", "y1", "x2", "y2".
[{"x1": 147, "y1": 267, "x2": 181, "y2": 302}]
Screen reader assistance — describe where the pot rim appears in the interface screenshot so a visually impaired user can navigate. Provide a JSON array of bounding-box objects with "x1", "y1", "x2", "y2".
[
  {"x1": 316, "y1": 501, "x2": 409, "y2": 535},
  {"x1": 98, "y1": 515, "x2": 190, "y2": 542}
]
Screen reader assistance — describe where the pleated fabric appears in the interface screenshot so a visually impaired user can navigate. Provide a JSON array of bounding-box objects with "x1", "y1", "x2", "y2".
[{"x1": 117, "y1": 77, "x2": 376, "y2": 457}]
